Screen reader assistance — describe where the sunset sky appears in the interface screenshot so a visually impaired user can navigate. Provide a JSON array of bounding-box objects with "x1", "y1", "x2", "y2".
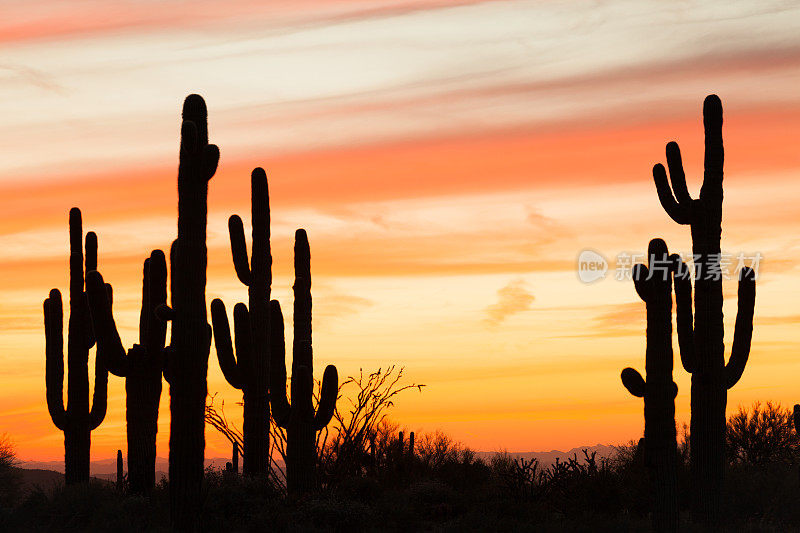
[{"x1": 3, "y1": 0, "x2": 800, "y2": 464}]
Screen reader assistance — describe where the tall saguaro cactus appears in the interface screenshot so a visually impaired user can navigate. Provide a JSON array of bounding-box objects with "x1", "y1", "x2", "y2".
[
  {"x1": 270, "y1": 229, "x2": 338, "y2": 495},
  {"x1": 620, "y1": 238, "x2": 679, "y2": 533},
  {"x1": 651, "y1": 94, "x2": 756, "y2": 523},
  {"x1": 44, "y1": 208, "x2": 108, "y2": 484},
  {"x1": 210, "y1": 167, "x2": 271, "y2": 476},
  {"x1": 85, "y1": 250, "x2": 167, "y2": 493},
  {"x1": 157, "y1": 94, "x2": 219, "y2": 531}
]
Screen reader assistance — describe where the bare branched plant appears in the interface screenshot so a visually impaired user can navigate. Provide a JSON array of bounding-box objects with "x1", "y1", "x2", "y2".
[
  {"x1": 319, "y1": 366, "x2": 424, "y2": 483},
  {"x1": 206, "y1": 366, "x2": 423, "y2": 490}
]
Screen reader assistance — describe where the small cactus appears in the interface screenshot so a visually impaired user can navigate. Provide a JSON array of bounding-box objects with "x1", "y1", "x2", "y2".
[
  {"x1": 651, "y1": 95, "x2": 756, "y2": 523},
  {"x1": 211, "y1": 168, "x2": 272, "y2": 477},
  {"x1": 620, "y1": 238, "x2": 679, "y2": 532},
  {"x1": 86, "y1": 250, "x2": 167, "y2": 494},
  {"x1": 116, "y1": 449, "x2": 124, "y2": 492},
  {"x1": 44, "y1": 208, "x2": 108, "y2": 484},
  {"x1": 270, "y1": 230, "x2": 338, "y2": 495},
  {"x1": 232, "y1": 441, "x2": 239, "y2": 474}
]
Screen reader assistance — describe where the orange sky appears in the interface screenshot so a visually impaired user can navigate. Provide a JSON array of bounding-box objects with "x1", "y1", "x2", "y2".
[{"x1": 2, "y1": 0, "x2": 800, "y2": 464}]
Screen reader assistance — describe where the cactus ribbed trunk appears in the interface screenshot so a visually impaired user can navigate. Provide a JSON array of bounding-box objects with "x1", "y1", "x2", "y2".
[
  {"x1": 652, "y1": 95, "x2": 755, "y2": 525},
  {"x1": 44, "y1": 208, "x2": 108, "y2": 485},
  {"x1": 270, "y1": 230, "x2": 338, "y2": 496},
  {"x1": 161, "y1": 94, "x2": 219, "y2": 531},
  {"x1": 125, "y1": 372, "x2": 162, "y2": 492},
  {"x1": 211, "y1": 168, "x2": 271, "y2": 477}
]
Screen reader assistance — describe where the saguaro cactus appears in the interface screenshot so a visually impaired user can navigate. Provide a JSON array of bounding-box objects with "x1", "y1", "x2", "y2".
[
  {"x1": 44, "y1": 208, "x2": 108, "y2": 484},
  {"x1": 651, "y1": 94, "x2": 756, "y2": 523},
  {"x1": 620, "y1": 238, "x2": 679, "y2": 532},
  {"x1": 210, "y1": 167, "x2": 271, "y2": 476},
  {"x1": 86, "y1": 250, "x2": 167, "y2": 493},
  {"x1": 157, "y1": 94, "x2": 219, "y2": 531},
  {"x1": 270, "y1": 230, "x2": 338, "y2": 495}
]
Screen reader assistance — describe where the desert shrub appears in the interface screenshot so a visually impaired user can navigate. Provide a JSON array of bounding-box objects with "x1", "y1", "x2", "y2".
[
  {"x1": 727, "y1": 401, "x2": 800, "y2": 466},
  {"x1": 0, "y1": 434, "x2": 20, "y2": 509}
]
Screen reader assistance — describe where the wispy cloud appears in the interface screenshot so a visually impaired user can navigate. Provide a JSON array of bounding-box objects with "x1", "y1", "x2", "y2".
[{"x1": 484, "y1": 279, "x2": 534, "y2": 325}]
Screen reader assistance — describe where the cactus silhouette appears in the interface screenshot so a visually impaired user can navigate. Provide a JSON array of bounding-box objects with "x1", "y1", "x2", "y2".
[
  {"x1": 210, "y1": 167, "x2": 272, "y2": 477},
  {"x1": 232, "y1": 441, "x2": 239, "y2": 474},
  {"x1": 85, "y1": 250, "x2": 167, "y2": 494},
  {"x1": 156, "y1": 94, "x2": 219, "y2": 531},
  {"x1": 44, "y1": 208, "x2": 108, "y2": 484},
  {"x1": 116, "y1": 449, "x2": 124, "y2": 492},
  {"x1": 620, "y1": 238, "x2": 678, "y2": 532},
  {"x1": 652, "y1": 94, "x2": 756, "y2": 523},
  {"x1": 270, "y1": 230, "x2": 338, "y2": 495},
  {"x1": 795, "y1": 405, "x2": 800, "y2": 485}
]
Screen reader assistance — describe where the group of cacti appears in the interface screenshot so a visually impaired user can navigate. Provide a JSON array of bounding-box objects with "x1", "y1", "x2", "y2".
[
  {"x1": 620, "y1": 95, "x2": 756, "y2": 530},
  {"x1": 44, "y1": 95, "x2": 338, "y2": 530},
  {"x1": 41, "y1": 92, "x2": 762, "y2": 530}
]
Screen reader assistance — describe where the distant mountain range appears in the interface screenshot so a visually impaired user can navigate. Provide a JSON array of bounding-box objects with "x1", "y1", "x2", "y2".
[
  {"x1": 17, "y1": 443, "x2": 620, "y2": 479},
  {"x1": 473, "y1": 443, "x2": 619, "y2": 468}
]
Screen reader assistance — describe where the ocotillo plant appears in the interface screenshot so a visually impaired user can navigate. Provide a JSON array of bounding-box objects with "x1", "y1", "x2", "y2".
[
  {"x1": 44, "y1": 208, "x2": 108, "y2": 484},
  {"x1": 270, "y1": 230, "x2": 338, "y2": 495},
  {"x1": 620, "y1": 238, "x2": 679, "y2": 532},
  {"x1": 652, "y1": 94, "x2": 756, "y2": 523},
  {"x1": 116, "y1": 450, "x2": 124, "y2": 492},
  {"x1": 210, "y1": 167, "x2": 271, "y2": 476},
  {"x1": 86, "y1": 250, "x2": 167, "y2": 494},
  {"x1": 157, "y1": 94, "x2": 219, "y2": 531}
]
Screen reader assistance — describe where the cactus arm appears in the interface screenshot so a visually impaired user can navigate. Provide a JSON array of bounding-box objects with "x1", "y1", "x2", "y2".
[
  {"x1": 672, "y1": 257, "x2": 696, "y2": 374},
  {"x1": 653, "y1": 164, "x2": 690, "y2": 225},
  {"x1": 269, "y1": 299, "x2": 291, "y2": 427},
  {"x1": 232, "y1": 303, "x2": 253, "y2": 377},
  {"x1": 313, "y1": 365, "x2": 338, "y2": 430},
  {"x1": 665, "y1": 142, "x2": 692, "y2": 204},
  {"x1": 85, "y1": 231, "x2": 97, "y2": 273},
  {"x1": 700, "y1": 95, "x2": 724, "y2": 204},
  {"x1": 144, "y1": 250, "x2": 168, "y2": 357},
  {"x1": 86, "y1": 271, "x2": 129, "y2": 376},
  {"x1": 89, "y1": 350, "x2": 108, "y2": 430},
  {"x1": 162, "y1": 347, "x2": 174, "y2": 385},
  {"x1": 228, "y1": 215, "x2": 251, "y2": 286},
  {"x1": 44, "y1": 289, "x2": 68, "y2": 431},
  {"x1": 620, "y1": 367, "x2": 645, "y2": 397},
  {"x1": 210, "y1": 299, "x2": 244, "y2": 389},
  {"x1": 138, "y1": 257, "x2": 151, "y2": 345},
  {"x1": 725, "y1": 267, "x2": 756, "y2": 389}
]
